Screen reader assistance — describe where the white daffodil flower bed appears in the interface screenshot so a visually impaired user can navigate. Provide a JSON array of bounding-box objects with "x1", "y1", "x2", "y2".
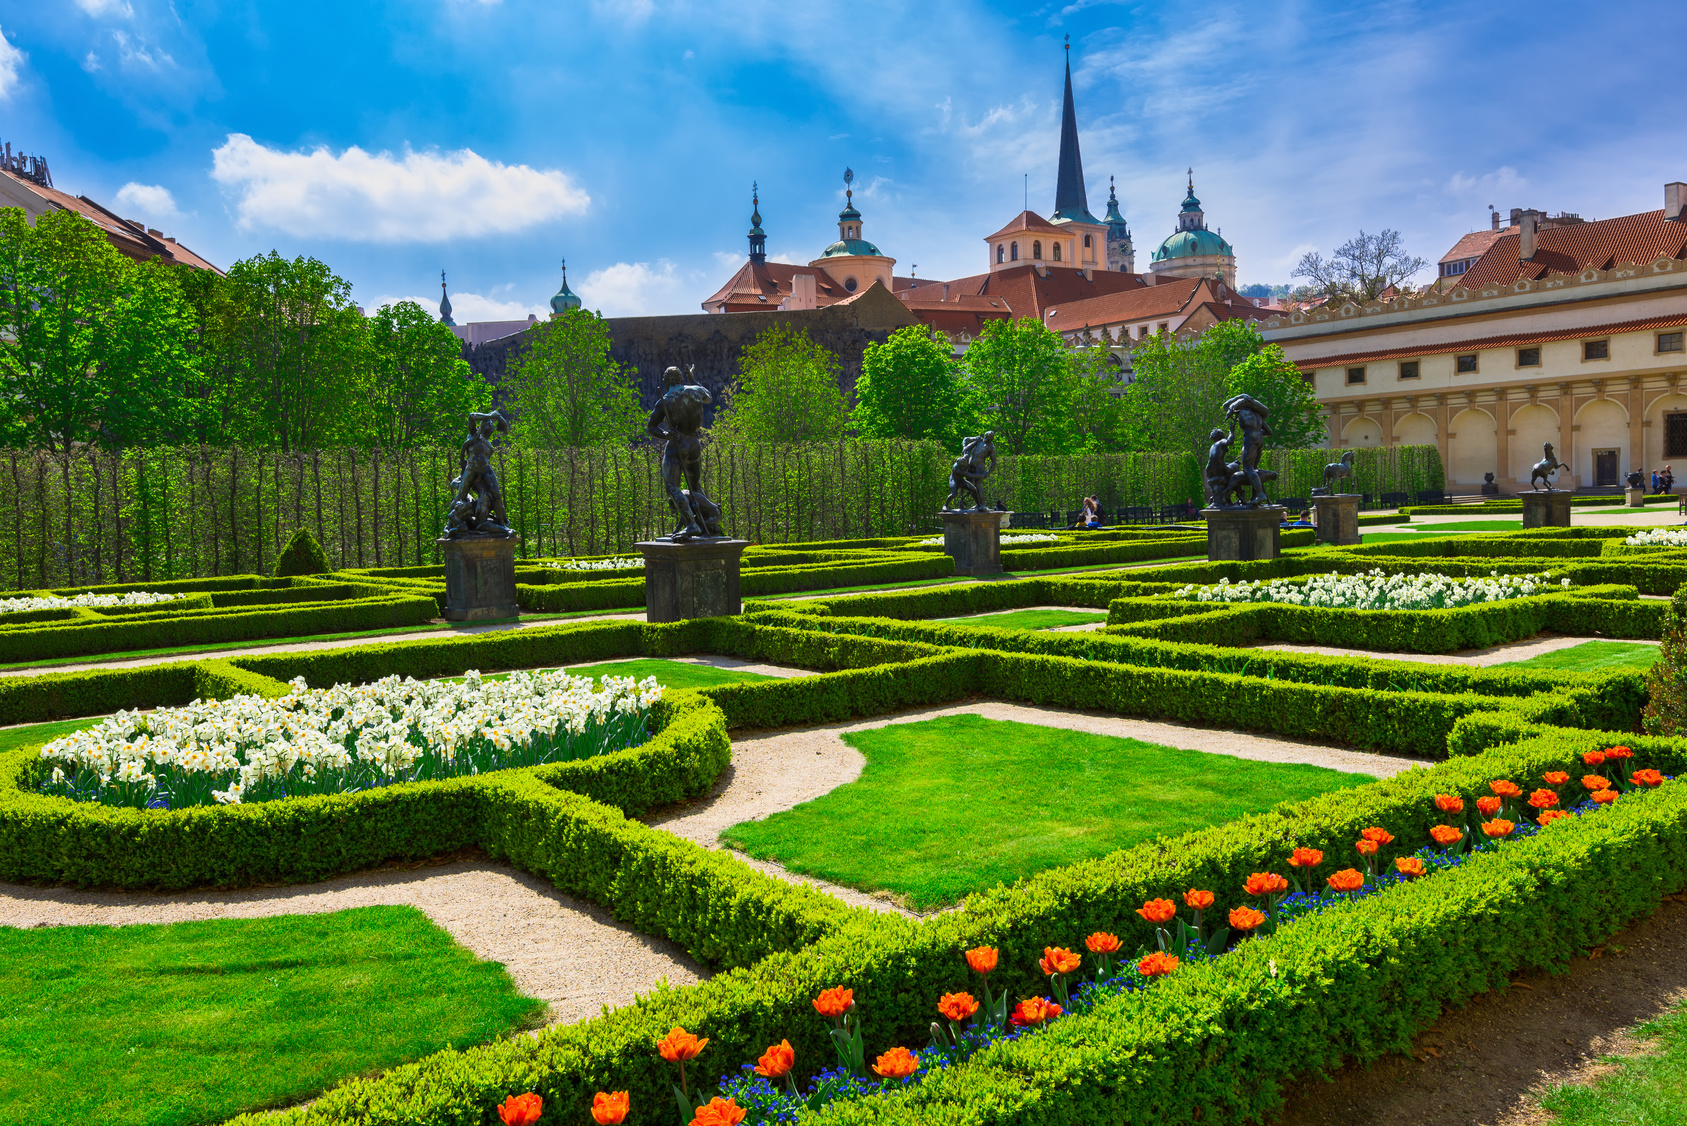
[
  {"x1": 1625, "y1": 528, "x2": 1687, "y2": 547},
  {"x1": 537, "y1": 556, "x2": 641, "y2": 571},
  {"x1": 915, "y1": 533, "x2": 1060, "y2": 547},
  {"x1": 1167, "y1": 568, "x2": 1570, "y2": 611},
  {"x1": 0, "y1": 590, "x2": 181, "y2": 613},
  {"x1": 37, "y1": 669, "x2": 662, "y2": 810}
]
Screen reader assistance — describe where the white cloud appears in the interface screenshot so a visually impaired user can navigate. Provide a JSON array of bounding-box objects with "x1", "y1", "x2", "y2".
[
  {"x1": 109, "y1": 29, "x2": 173, "y2": 72},
  {"x1": 114, "y1": 182, "x2": 181, "y2": 218},
  {"x1": 370, "y1": 292, "x2": 542, "y2": 322},
  {"x1": 578, "y1": 260, "x2": 682, "y2": 317},
  {"x1": 712, "y1": 250, "x2": 745, "y2": 272},
  {"x1": 209, "y1": 133, "x2": 590, "y2": 242},
  {"x1": 0, "y1": 28, "x2": 26, "y2": 99},
  {"x1": 74, "y1": 0, "x2": 134, "y2": 17},
  {"x1": 1444, "y1": 166, "x2": 1526, "y2": 203}
]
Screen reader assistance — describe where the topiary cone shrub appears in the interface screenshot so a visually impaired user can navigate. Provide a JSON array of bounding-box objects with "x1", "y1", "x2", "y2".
[
  {"x1": 272, "y1": 528, "x2": 333, "y2": 576},
  {"x1": 1641, "y1": 582, "x2": 1687, "y2": 734}
]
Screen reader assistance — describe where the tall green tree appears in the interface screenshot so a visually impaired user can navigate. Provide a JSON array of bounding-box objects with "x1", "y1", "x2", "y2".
[
  {"x1": 503, "y1": 308, "x2": 641, "y2": 447},
  {"x1": 98, "y1": 259, "x2": 209, "y2": 448},
  {"x1": 366, "y1": 301, "x2": 490, "y2": 448},
  {"x1": 961, "y1": 317, "x2": 1075, "y2": 455},
  {"x1": 853, "y1": 325, "x2": 972, "y2": 445},
  {"x1": 1225, "y1": 345, "x2": 1326, "y2": 450},
  {"x1": 1067, "y1": 340, "x2": 1129, "y2": 452},
  {"x1": 714, "y1": 324, "x2": 848, "y2": 442},
  {"x1": 1121, "y1": 319, "x2": 1263, "y2": 455}
]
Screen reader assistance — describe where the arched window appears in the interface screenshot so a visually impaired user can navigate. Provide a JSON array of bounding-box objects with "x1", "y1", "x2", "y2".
[
  {"x1": 1033, "y1": 240, "x2": 1042, "y2": 260},
  {"x1": 1052, "y1": 242, "x2": 1062, "y2": 262},
  {"x1": 997, "y1": 244, "x2": 1005, "y2": 264},
  {"x1": 1083, "y1": 234, "x2": 1092, "y2": 248},
  {"x1": 843, "y1": 276, "x2": 859, "y2": 292},
  {"x1": 1010, "y1": 242, "x2": 1019, "y2": 261}
]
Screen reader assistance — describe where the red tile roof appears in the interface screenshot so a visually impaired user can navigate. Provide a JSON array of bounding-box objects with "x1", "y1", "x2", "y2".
[
  {"x1": 0, "y1": 167, "x2": 223, "y2": 272},
  {"x1": 1293, "y1": 310, "x2": 1687, "y2": 371},
  {"x1": 983, "y1": 210, "x2": 1068, "y2": 242},
  {"x1": 1439, "y1": 228, "x2": 1506, "y2": 265},
  {"x1": 701, "y1": 259, "x2": 848, "y2": 312},
  {"x1": 912, "y1": 263, "x2": 1145, "y2": 323},
  {"x1": 1455, "y1": 210, "x2": 1687, "y2": 288},
  {"x1": 1042, "y1": 278, "x2": 1202, "y2": 332}
]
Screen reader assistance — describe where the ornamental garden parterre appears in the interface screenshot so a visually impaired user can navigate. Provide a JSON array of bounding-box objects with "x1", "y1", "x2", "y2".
[{"x1": 5, "y1": 520, "x2": 1687, "y2": 1126}]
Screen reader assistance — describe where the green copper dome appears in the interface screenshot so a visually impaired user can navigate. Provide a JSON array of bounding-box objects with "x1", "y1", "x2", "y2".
[
  {"x1": 819, "y1": 237, "x2": 881, "y2": 258},
  {"x1": 550, "y1": 265, "x2": 582, "y2": 314},
  {"x1": 1152, "y1": 227, "x2": 1233, "y2": 262}
]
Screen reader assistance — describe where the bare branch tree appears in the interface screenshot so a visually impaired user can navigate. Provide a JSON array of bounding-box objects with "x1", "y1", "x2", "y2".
[{"x1": 1292, "y1": 229, "x2": 1428, "y2": 303}]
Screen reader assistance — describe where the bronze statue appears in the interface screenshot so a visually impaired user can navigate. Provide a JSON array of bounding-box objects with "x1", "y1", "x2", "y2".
[
  {"x1": 1531, "y1": 442, "x2": 1566, "y2": 491},
  {"x1": 1203, "y1": 400, "x2": 1280, "y2": 509},
  {"x1": 944, "y1": 431, "x2": 997, "y2": 510},
  {"x1": 1318, "y1": 450, "x2": 1355, "y2": 494},
  {"x1": 646, "y1": 366, "x2": 725, "y2": 540},
  {"x1": 444, "y1": 411, "x2": 513, "y2": 538}
]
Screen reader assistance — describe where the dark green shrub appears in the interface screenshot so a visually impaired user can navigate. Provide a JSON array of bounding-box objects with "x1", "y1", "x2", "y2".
[
  {"x1": 272, "y1": 528, "x2": 333, "y2": 576},
  {"x1": 1643, "y1": 583, "x2": 1687, "y2": 735}
]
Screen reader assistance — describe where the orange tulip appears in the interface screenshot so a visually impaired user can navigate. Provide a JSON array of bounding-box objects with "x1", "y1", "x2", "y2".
[
  {"x1": 1633, "y1": 769, "x2": 1665, "y2": 787},
  {"x1": 1582, "y1": 775, "x2": 1611, "y2": 792},
  {"x1": 1355, "y1": 839, "x2": 1379, "y2": 856},
  {"x1": 657, "y1": 1028, "x2": 708, "y2": 1062},
  {"x1": 1085, "y1": 932, "x2": 1122, "y2": 954},
  {"x1": 1434, "y1": 793, "x2": 1464, "y2": 813},
  {"x1": 1010, "y1": 996, "x2": 1063, "y2": 1025},
  {"x1": 1136, "y1": 898, "x2": 1177, "y2": 924},
  {"x1": 871, "y1": 1047, "x2": 919, "y2": 1080},
  {"x1": 1184, "y1": 888, "x2": 1215, "y2": 910},
  {"x1": 1326, "y1": 869, "x2": 1364, "y2": 892},
  {"x1": 1481, "y1": 819, "x2": 1515, "y2": 837},
  {"x1": 754, "y1": 1040, "x2": 794, "y2": 1080},
  {"x1": 937, "y1": 992, "x2": 978, "y2": 1023},
  {"x1": 1137, "y1": 952, "x2": 1180, "y2": 977},
  {"x1": 1244, "y1": 872, "x2": 1289, "y2": 896},
  {"x1": 1287, "y1": 847, "x2": 1324, "y2": 868},
  {"x1": 1395, "y1": 857, "x2": 1425, "y2": 877},
  {"x1": 1604, "y1": 746, "x2": 1633, "y2": 761},
  {"x1": 497, "y1": 1093, "x2": 543, "y2": 1126},
  {"x1": 1489, "y1": 780, "x2": 1521, "y2": 799},
  {"x1": 1228, "y1": 905, "x2": 1267, "y2": 930},
  {"x1": 691, "y1": 1097, "x2": 747, "y2": 1126},
  {"x1": 964, "y1": 946, "x2": 998, "y2": 975},
  {"x1": 1476, "y1": 796, "x2": 1503, "y2": 816},
  {"x1": 812, "y1": 987, "x2": 853, "y2": 1019},
  {"x1": 1039, "y1": 947, "x2": 1081, "y2": 976},
  {"x1": 1360, "y1": 827, "x2": 1395, "y2": 845},
  {"x1": 1538, "y1": 809, "x2": 1572, "y2": 824},
  {"x1": 1430, "y1": 824, "x2": 1463, "y2": 845},
  {"x1": 1582, "y1": 750, "x2": 1607, "y2": 766},
  {"x1": 1543, "y1": 771, "x2": 1569, "y2": 786},
  {"x1": 1592, "y1": 789, "x2": 1619, "y2": 805},
  {"x1": 591, "y1": 1091, "x2": 630, "y2": 1125},
  {"x1": 1527, "y1": 788, "x2": 1559, "y2": 810}
]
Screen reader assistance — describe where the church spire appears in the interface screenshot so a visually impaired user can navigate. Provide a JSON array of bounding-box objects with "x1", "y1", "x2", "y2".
[
  {"x1": 748, "y1": 181, "x2": 766, "y2": 265},
  {"x1": 1052, "y1": 36, "x2": 1099, "y2": 225},
  {"x1": 439, "y1": 269, "x2": 455, "y2": 326}
]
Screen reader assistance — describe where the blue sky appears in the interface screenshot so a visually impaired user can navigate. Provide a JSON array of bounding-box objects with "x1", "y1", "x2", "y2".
[{"x1": 2, "y1": 0, "x2": 1683, "y2": 320}]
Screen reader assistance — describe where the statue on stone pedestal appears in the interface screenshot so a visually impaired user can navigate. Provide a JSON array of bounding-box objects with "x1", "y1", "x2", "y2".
[
  {"x1": 1530, "y1": 442, "x2": 1567, "y2": 491},
  {"x1": 646, "y1": 365, "x2": 726, "y2": 540},
  {"x1": 943, "y1": 431, "x2": 997, "y2": 511},
  {"x1": 444, "y1": 411, "x2": 513, "y2": 538},
  {"x1": 1203, "y1": 395, "x2": 1279, "y2": 508}
]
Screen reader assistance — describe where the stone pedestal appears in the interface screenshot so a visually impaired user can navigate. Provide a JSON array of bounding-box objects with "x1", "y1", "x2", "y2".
[
  {"x1": 636, "y1": 538, "x2": 750, "y2": 622},
  {"x1": 1521, "y1": 490, "x2": 1572, "y2": 528},
  {"x1": 1627, "y1": 486, "x2": 1647, "y2": 508},
  {"x1": 439, "y1": 534, "x2": 520, "y2": 621},
  {"x1": 1204, "y1": 506, "x2": 1287, "y2": 561},
  {"x1": 1313, "y1": 494, "x2": 1362, "y2": 546},
  {"x1": 940, "y1": 509, "x2": 1002, "y2": 576}
]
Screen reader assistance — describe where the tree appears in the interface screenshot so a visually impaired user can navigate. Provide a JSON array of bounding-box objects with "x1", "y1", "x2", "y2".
[
  {"x1": 503, "y1": 308, "x2": 641, "y2": 447},
  {"x1": 1292, "y1": 229, "x2": 1428, "y2": 304},
  {"x1": 272, "y1": 527, "x2": 332, "y2": 575},
  {"x1": 97, "y1": 258, "x2": 210, "y2": 448},
  {"x1": 1225, "y1": 345, "x2": 1326, "y2": 450},
  {"x1": 1120, "y1": 319, "x2": 1261, "y2": 455},
  {"x1": 1067, "y1": 340, "x2": 1129, "y2": 452},
  {"x1": 713, "y1": 324, "x2": 848, "y2": 443},
  {"x1": 366, "y1": 300, "x2": 490, "y2": 448},
  {"x1": 961, "y1": 317, "x2": 1076, "y2": 455},
  {"x1": 852, "y1": 325, "x2": 972, "y2": 445}
]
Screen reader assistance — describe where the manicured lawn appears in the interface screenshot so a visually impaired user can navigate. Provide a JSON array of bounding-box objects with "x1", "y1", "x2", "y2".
[
  {"x1": 937, "y1": 609, "x2": 1109, "y2": 631},
  {"x1": 1499, "y1": 640, "x2": 1660, "y2": 673},
  {"x1": 563, "y1": 657, "x2": 781, "y2": 689},
  {"x1": 1538, "y1": 997, "x2": 1687, "y2": 1125},
  {"x1": 722, "y1": 715, "x2": 1367, "y2": 911},
  {"x1": 0, "y1": 716, "x2": 104, "y2": 754},
  {"x1": 1407, "y1": 520, "x2": 1523, "y2": 533},
  {"x1": 0, "y1": 906, "x2": 543, "y2": 1126}
]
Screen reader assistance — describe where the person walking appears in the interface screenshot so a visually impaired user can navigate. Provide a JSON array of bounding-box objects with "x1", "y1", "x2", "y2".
[
  {"x1": 1653, "y1": 470, "x2": 1662, "y2": 494},
  {"x1": 1665, "y1": 466, "x2": 1677, "y2": 494}
]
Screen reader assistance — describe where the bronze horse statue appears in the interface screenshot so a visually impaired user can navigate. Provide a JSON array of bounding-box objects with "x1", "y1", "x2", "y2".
[{"x1": 1531, "y1": 442, "x2": 1567, "y2": 491}]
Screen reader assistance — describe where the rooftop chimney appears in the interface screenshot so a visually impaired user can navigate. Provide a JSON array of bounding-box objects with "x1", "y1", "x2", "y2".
[
  {"x1": 1667, "y1": 182, "x2": 1687, "y2": 222},
  {"x1": 1518, "y1": 209, "x2": 1540, "y2": 261},
  {"x1": 146, "y1": 228, "x2": 163, "y2": 238},
  {"x1": 1491, "y1": 209, "x2": 1501, "y2": 231},
  {"x1": 941, "y1": 283, "x2": 951, "y2": 301}
]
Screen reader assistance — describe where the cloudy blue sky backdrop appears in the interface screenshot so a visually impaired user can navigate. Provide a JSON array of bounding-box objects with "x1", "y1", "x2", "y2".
[{"x1": 2, "y1": 0, "x2": 1682, "y2": 320}]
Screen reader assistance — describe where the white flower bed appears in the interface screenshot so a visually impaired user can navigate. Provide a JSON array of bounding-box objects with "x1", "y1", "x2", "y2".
[
  {"x1": 916, "y1": 533, "x2": 1060, "y2": 547},
  {"x1": 1624, "y1": 528, "x2": 1687, "y2": 547},
  {"x1": 537, "y1": 556, "x2": 641, "y2": 572},
  {"x1": 37, "y1": 669, "x2": 662, "y2": 810},
  {"x1": 1167, "y1": 568, "x2": 1569, "y2": 611},
  {"x1": 0, "y1": 591, "x2": 181, "y2": 614}
]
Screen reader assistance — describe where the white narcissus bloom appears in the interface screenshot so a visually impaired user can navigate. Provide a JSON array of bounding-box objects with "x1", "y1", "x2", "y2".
[
  {"x1": 0, "y1": 590, "x2": 182, "y2": 613},
  {"x1": 915, "y1": 533, "x2": 1058, "y2": 547},
  {"x1": 539, "y1": 556, "x2": 641, "y2": 571},
  {"x1": 1626, "y1": 529, "x2": 1687, "y2": 547},
  {"x1": 1166, "y1": 569, "x2": 1567, "y2": 611}
]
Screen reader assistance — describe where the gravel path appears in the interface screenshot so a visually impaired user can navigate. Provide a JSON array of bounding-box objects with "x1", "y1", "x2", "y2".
[
  {"x1": 0, "y1": 855, "x2": 706, "y2": 1025},
  {"x1": 1257, "y1": 634, "x2": 1659, "y2": 666}
]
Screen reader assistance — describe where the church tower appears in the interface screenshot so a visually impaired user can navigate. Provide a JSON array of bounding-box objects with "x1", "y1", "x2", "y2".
[
  {"x1": 549, "y1": 258, "x2": 582, "y2": 317},
  {"x1": 1046, "y1": 38, "x2": 1109, "y2": 270},
  {"x1": 808, "y1": 168, "x2": 895, "y2": 294},
  {"x1": 438, "y1": 269, "x2": 455, "y2": 326},
  {"x1": 1103, "y1": 177, "x2": 1134, "y2": 273},
  {"x1": 1149, "y1": 171, "x2": 1236, "y2": 287},
  {"x1": 747, "y1": 183, "x2": 767, "y2": 265}
]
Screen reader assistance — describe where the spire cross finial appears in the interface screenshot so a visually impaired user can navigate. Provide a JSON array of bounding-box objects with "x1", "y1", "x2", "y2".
[
  {"x1": 560, "y1": 257, "x2": 567, "y2": 281},
  {"x1": 1064, "y1": 33, "x2": 1070, "y2": 52},
  {"x1": 1187, "y1": 167, "x2": 1194, "y2": 192},
  {"x1": 440, "y1": 268, "x2": 446, "y2": 290}
]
